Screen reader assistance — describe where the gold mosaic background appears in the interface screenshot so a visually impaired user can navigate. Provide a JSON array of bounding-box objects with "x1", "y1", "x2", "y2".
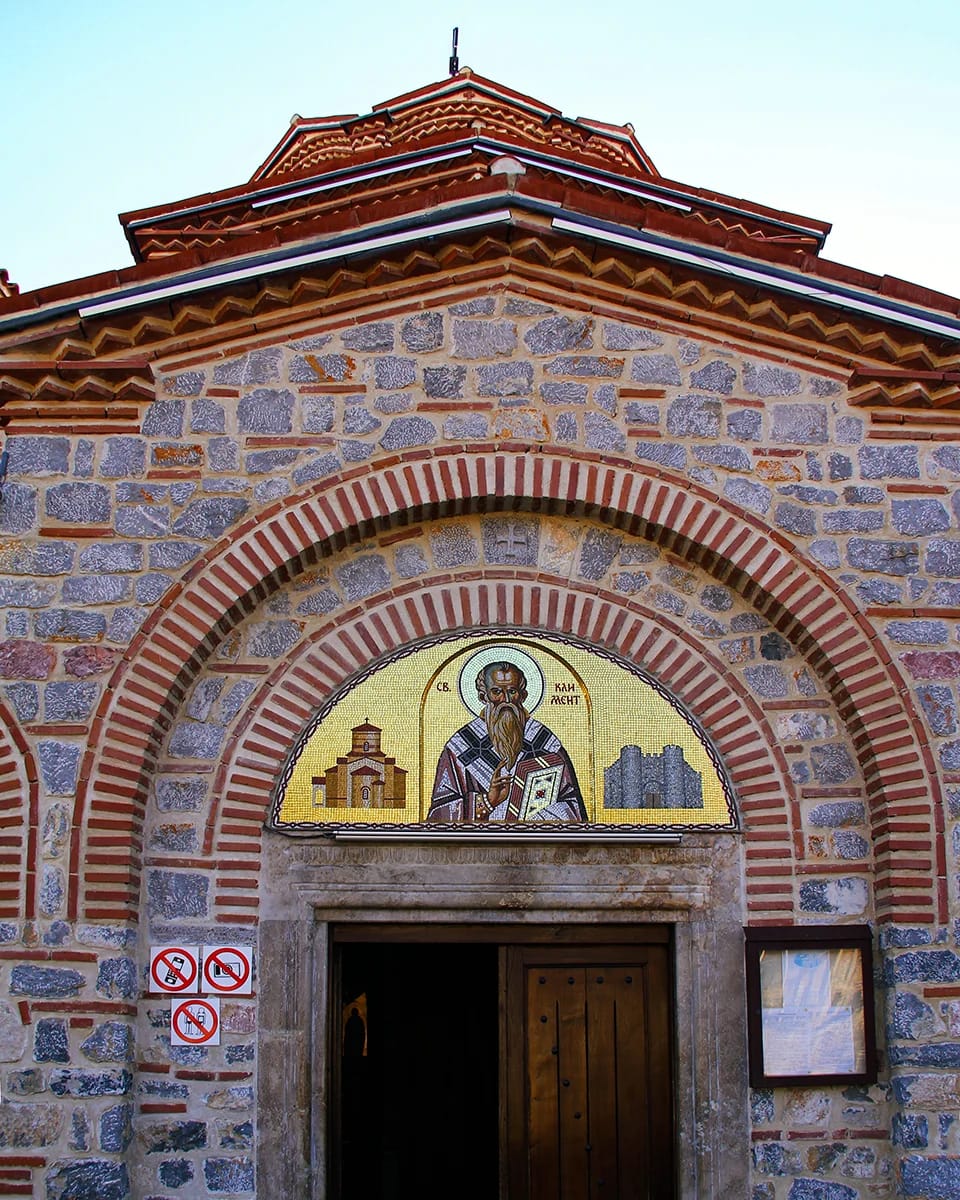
[{"x1": 276, "y1": 635, "x2": 732, "y2": 826}]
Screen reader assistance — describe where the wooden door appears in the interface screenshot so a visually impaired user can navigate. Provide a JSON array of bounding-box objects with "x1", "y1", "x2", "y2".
[{"x1": 506, "y1": 944, "x2": 674, "y2": 1200}]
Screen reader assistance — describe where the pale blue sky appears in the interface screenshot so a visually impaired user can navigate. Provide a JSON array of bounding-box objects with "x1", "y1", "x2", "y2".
[{"x1": 2, "y1": 1, "x2": 958, "y2": 299}]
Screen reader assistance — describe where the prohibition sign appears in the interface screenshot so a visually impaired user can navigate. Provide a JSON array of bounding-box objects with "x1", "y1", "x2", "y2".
[
  {"x1": 202, "y1": 946, "x2": 252, "y2": 994},
  {"x1": 171, "y1": 997, "x2": 220, "y2": 1046},
  {"x1": 150, "y1": 945, "x2": 199, "y2": 994}
]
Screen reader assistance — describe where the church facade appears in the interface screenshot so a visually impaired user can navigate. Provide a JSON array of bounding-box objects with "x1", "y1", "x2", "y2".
[{"x1": 0, "y1": 69, "x2": 959, "y2": 1199}]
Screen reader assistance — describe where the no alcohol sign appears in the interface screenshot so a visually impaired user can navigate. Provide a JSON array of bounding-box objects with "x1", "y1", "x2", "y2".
[
  {"x1": 150, "y1": 945, "x2": 200, "y2": 994},
  {"x1": 202, "y1": 945, "x2": 253, "y2": 994},
  {"x1": 170, "y1": 997, "x2": 221, "y2": 1046}
]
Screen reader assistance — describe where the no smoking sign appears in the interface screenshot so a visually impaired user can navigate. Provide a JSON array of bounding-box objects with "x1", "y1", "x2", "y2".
[
  {"x1": 171, "y1": 997, "x2": 220, "y2": 1046},
  {"x1": 202, "y1": 945, "x2": 253, "y2": 995}
]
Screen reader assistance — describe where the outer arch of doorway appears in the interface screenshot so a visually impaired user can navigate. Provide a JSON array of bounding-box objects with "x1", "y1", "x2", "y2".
[{"x1": 69, "y1": 447, "x2": 944, "y2": 926}]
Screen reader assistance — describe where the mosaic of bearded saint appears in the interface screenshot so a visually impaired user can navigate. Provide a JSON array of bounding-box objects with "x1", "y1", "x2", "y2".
[{"x1": 428, "y1": 655, "x2": 587, "y2": 823}]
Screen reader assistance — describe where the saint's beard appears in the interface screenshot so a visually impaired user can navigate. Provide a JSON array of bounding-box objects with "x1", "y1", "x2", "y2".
[{"x1": 484, "y1": 701, "x2": 527, "y2": 770}]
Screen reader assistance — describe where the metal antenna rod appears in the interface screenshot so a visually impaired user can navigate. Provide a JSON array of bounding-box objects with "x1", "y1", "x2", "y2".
[{"x1": 449, "y1": 26, "x2": 459, "y2": 75}]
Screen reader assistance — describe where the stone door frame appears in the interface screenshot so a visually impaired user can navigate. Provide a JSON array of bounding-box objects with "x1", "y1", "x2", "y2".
[{"x1": 256, "y1": 832, "x2": 749, "y2": 1199}]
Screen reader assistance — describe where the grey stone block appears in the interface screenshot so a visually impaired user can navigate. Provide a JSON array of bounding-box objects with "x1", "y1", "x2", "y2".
[
  {"x1": 544, "y1": 355, "x2": 623, "y2": 378},
  {"x1": 342, "y1": 322, "x2": 394, "y2": 351},
  {"x1": 727, "y1": 409, "x2": 761, "y2": 441},
  {"x1": 811, "y1": 742, "x2": 856, "y2": 784},
  {"x1": 584, "y1": 412, "x2": 626, "y2": 453},
  {"x1": 172, "y1": 497, "x2": 249, "y2": 539},
  {"x1": 162, "y1": 371, "x2": 204, "y2": 397},
  {"x1": 217, "y1": 680, "x2": 256, "y2": 723},
  {"x1": 244, "y1": 449, "x2": 300, "y2": 474},
  {"x1": 743, "y1": 664, "x2": 788, "y2": 698},
  {"x1": 777, "y1": 485, "x2": 838, "y2": 505},
  {"x1": 248, "y1": 621, "x2": 303, "y2": 658},
  {"x1": 156, "y1": 777, "x2": 208, "y2": 812},
  {"x1": 917, "y1": 685, "x2": 957, "y2": 735},
  {"x1": 5, "y1": 612, "x2": 27, "y2": 637},
  {"x1": 847, "y1": 538, "x2": 919, "y2": 575},
  {"x1": 379, "y1": 417, "x2": 436, "y2": 451},
  {"x1": 38, "y1": 741, "x2": 82, "y2": 795},
  {"x1": 395, "y1": 545, "x2": 429, "y2": 578},
  {"x1": 0, "y1": 580, "x2": 56, "y2": 607},
  {"x1": 374, "y1": 392, "x2": 415, "y2": 414},
  {"x1": 524, "y1": 315, "x2": 592, "y2": 354},
  {"x1": 138, "y1": 1119, "x2": 207, "y2": 1153},
  {"x1": 827, "y1": 453, "x2": 853, "y2": 481},
  {"x1": 35, "y1": 610, "x2": 108, "y2": 643},
  {"x1": 147, "y1": 870, "x2": 209, "y2": 919},
  {"x1": 744, "y1": 363, "x2": 801, "y2": 397},
  {"x1": 63, "y1": 576, "x2": 131, "y2": 605},
  {"x1": 295, "y1": 589, "x2": 342, "y2": 615},
  {"x1": 725, "y1": 478, "x2": 772, "y2": 515},
  {"x1": 81, "y1": 1021, "x2": 133, "y2": 1063},
  {"x1": 208, "y1": 437, "x2": 240, "y2": 472},
  {"x1": 555, "y1": 413, "x2": 578, "y2": 441},
  {"x1": 159, "y1": 1159, "x2": 194, "y2": 1187},
  {"x1": 188, "y1": 399, "x2": 225, "y2": 434},
  {"x1": 810, "y1": 540, "x2": 841, "y2": 568},
  {"x1": 504, "y1": 298, "x2": 552, "y2": 315},
  {"x1": 823, "y1": 509, "x2": 883, "y2": 533},
  {"x1": 100, "y1": 437, "x2": 146, "y2": 478},
  {"x1": 142, "y1": 399, "x2": 185, "y2": 437},
  {"x1": 690, "y1": 360, "x2": 736, "y2": 394},
  {"x1": 635, "y1": 442, "x2": 686, "y2": 470},
  {"x1": 335, "y1": 554, "x2": 391, "y2": 601},
  {"x1": 0, "y1": 482, "x2": 37, "y2": 533},
  {"x1": 10, "y1": 965, "x2": 84, "y2": 997},
  {"x1": 833, "y1": 830, "x2": 869, "y2": 859},
  {"x1": 667, "y1": 395, "x2": 720, "y2": 437},
  {"x1": 476, "y1": 362, "x2": 531, "y2": 396},
  {"x1": 776, "y1": 502, "x2": 817, "y2": 536},
  {"x1": 835, "y1": 415, "x2": 863, "y2": 444},
  {"x1": 892, "y1": 1113, "x2": 929, "y2": 1149},
  {"x1": 696, "y1": 445, "x2": 752, "y2": 472},
  {"x1": 150, "y1": 822, "x2": 198, "y2": 852},
  {"x1": 114, "y1": 505, "x2": 170, "y2": 537},
  {"x1": 887, "y1": 619, "x2": 948, "y2": 644},
  {"x1": 613, "y1": 571, "x2": 649, "y2": 594},
  {"x1": 401, "y1": 311, "x2": 444, "y2": 352},
  {"x1": 44, "y1": 1160, "x2": 129, "y2": 1200},
  {"x1": 631, "y1": 354, "x2": 681, "y2": 386},
  {"x1": 204, "y1": 1157, "x2": 255, "y2": 1193},
  {"x1": 292, "y1": 453, "x2": 341, "y2": 487},
  {"x1": 213, "y1": 347, "x2": 282, "y2": 386},
  {"x1": 168, "y1": 722, "x2": 225, "y2": 759},
  {"x1": 601, "y1": 323, "x2": 662, "y2": 350},
  {"x1": 450, "y1": 297, "x2": 495, "y2": 315},
  {"x1": 444, "y1": 413, "x2": 488, "y2": 439},
  {"x1": 45, "y1": 483, "x2": 111, "y2": 524},
  {"x1": 237, "y1": 388, "x2": 295, "y2": 434},
  {"x1": 453, "y1": 320, "x2": 517, "y2": 358},
  {"x1": 893, "y1": 498, "x2": 950, "y2": 535},
  {"x1": 859, "y1": 444, "x2": 920, "y2": 479},
  {"x1": 424, "y1": 365, "x2": 467, "y2": 398},
  {"x1": 254, "y1": 479, "x2": 290, "y2": 503},
  {"x1": 7, "y1": 436, "x2": 69, "y2": 476},
  {"x1": 186, "y1": 677, "x2": 225, "y2": 723},
  {"x1": 303, "y1": 396, "x2": 335, "y2": 432},
  {"x1": 99, "y1": 1103, "x2": 133, "y2": 1152},
  {"x1": 482, "y1": 517, "x2": 539, "y2": 565},
  {"x1": 73, "y1": 439, "x2": 95, "y2": 478},
  {"x1": 770, "y1": 404, "x2": 827, "y2": 444},
  {"x1": 148, "y1": 541, "x2": 203, "y2": 569},
  {"x1": 578, "y1": 528, "x2": 621, "y2": 581},
  {"x1": 429, "y1": 524, "x2": 478, "y2": 568},
  {"x1": 338, "y1": 440, "x2": 373, "y2": 462},
  {"x1": 4, "y1": 682, "x2": 39, "y2": 721},
  {"x1": 0, "y1": 540, "x2": 74, "y2": 576},
  {"x1": 373, "y1": 356, "x2": 416, "y2": 389},
  {"x1": 541, "y1": 382, "x2": 588, "y2": 405},
  {"x1": 343, "y1": 406, "x2": 381, "y2": 435},
  {"x1": 593, "y1": 383, "x2": 617, "y2": 414},
  {"x1": 78, "y1": 542, "x2": 143, "y2": 573},
  {"x1": 624, "y1": 402, "x2": 659, "y2": 424},
  {"x1": 35, "y1": 1017, "x2": 69, "y2": 1062},
  {"x1": 44, "y1": 682, "x2": 98, "y2": 722}
]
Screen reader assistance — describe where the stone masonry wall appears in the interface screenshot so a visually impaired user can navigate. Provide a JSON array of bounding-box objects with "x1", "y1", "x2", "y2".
[{"x1": 0, "y1": 288, "x2": 957, "y2": 1198}]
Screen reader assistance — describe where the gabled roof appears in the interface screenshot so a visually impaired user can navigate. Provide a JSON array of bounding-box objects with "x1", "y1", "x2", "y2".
[{"x1": 1, "y1": 69, "x2": 958, "y2": 411}]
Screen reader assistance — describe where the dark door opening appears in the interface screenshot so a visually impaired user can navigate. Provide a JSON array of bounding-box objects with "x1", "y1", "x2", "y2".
[
  {"x1": 337, "y1": 941, "x2": 499, "y2": 1200},
  {"x1": 334, "y1": 930, "x2": 674, "y2": 1199}
]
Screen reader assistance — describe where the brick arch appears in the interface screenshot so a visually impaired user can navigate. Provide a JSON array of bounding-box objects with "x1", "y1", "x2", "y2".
[
  {"x1": 203, "y1": 581, "x2": 795, "y2": 922},
  {"x1": 72, "y1": 446, "x2": 944, "y2": 925},
  {"x1": 0, "y1": 702, "x2": 39, "y2": 923}
]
